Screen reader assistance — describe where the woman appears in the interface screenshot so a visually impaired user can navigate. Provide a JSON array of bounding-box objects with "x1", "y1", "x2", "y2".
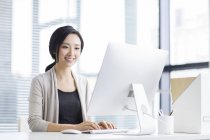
[{"x1": 28, "y1": 25, "x2": 114, "y2": 132}]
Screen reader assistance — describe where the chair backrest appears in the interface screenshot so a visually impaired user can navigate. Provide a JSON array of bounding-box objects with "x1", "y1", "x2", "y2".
[{"x1": 18, "y1": 116, "x2": 31, "y2": 132}]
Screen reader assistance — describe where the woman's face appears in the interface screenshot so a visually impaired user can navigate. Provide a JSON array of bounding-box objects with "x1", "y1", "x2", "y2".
[{"x1": 57, "y1": 34, "x2": 82, "y2": 68}]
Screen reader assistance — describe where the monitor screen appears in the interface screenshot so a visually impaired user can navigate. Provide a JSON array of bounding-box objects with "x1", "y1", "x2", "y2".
[{"x1": 87, "y1": 42, "x2": 168, "y2": 117}]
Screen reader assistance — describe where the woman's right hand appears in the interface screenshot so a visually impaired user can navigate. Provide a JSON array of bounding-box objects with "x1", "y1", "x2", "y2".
[{"x1": 74, "y1": 120, "x2": 100, "y2": 131}]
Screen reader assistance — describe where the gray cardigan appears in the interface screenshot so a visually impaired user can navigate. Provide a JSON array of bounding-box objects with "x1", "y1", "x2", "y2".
[{"x1": 28, "y1": 67, "x2": 91, "y2": 132}]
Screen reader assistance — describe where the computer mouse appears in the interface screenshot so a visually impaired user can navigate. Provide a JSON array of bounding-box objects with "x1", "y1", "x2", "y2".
[{"x1": 61, "y1": 129, "x2": 82, "y2": 134}]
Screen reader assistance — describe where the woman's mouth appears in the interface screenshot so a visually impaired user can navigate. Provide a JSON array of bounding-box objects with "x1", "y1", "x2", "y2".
[{"x1": 65, "y1": 57, "x2": 75, "y2": 63}]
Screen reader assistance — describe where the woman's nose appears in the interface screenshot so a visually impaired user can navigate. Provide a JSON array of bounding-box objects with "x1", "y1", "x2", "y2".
[{"x1": 67, "y1": 48, "x2": 74, "y2": 55}]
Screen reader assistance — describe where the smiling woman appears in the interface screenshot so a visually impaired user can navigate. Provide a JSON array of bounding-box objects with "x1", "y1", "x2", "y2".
[{"x1": 28, "y1": 25, "x2": 115, "y2": 132}]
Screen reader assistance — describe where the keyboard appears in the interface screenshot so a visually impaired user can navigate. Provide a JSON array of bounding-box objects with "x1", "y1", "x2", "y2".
[{"x1": 82, "y1": 129, "x2": 129, "y2": 134}]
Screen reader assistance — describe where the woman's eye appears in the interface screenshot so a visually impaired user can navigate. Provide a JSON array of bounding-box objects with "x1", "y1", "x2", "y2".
[
  {"x1": 75, "y1": 47, "x2": 80, "y2": 50},
  {"x1": 62, "y1": 46, "x2": 68, "y2": 48}
]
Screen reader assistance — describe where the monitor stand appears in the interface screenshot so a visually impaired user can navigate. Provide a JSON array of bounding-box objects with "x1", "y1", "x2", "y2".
[{"x1": 129, "y1": 83, "x2": 156, "y2": 135}]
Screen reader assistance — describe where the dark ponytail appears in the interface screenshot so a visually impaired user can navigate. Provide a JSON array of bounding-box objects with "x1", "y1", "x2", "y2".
[
  {"x1": 45, "y1": 61, "x2": 56, "y2": 72},
  {"x1": 45, "y1": 25, "x2": 84, "y2": 72}
]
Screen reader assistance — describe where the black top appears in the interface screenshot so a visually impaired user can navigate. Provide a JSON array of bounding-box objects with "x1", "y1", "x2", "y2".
[{"x1": 58, "y1": 89, "x2": 83, "y2": 124}]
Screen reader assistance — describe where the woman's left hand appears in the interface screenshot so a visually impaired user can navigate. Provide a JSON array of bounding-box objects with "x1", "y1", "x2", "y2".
[{"x1": 98, "y1": 121, "x2": 116, "y2": 129}]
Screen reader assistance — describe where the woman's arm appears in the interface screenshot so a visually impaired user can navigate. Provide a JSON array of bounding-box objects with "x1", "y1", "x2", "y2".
[
  {"x1": 28, "y1": 77, "x2": 49, "y2": 132},
  {"x1": 47, "y1": 123, "x2": 76, "y2": 132},
  {"x1": 47, "y1": 121, "x2": 101, "y2": 132}
]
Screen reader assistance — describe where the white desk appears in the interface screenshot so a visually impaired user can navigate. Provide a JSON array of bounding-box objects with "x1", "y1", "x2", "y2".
[{"x1": 1, "y1": 132, "x2": 210, "y2": 140}]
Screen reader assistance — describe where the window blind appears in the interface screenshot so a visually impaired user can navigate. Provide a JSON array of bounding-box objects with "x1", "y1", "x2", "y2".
[{"x1": 0, "y1": 0, "x2": 17, "y2": 132}]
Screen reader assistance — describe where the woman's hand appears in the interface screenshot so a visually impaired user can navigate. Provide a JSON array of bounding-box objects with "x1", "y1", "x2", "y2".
[
  {"x1": 74, "y1": 120, "x2": 116, "y2": 131},
  {"x1": 98, "y1": 121, "x2": 116, "y2": 129},
  {"x1": 74, "y1": 120, "x2": 100, "y2": 131}
]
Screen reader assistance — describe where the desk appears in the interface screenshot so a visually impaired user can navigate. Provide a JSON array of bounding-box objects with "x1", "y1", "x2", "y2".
[{"x1": 1, "y1": 132, "x2": 210, "y2": 140}]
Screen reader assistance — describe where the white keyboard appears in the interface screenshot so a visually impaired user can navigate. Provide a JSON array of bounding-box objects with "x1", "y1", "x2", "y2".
[{"x1": 82, "y1": 129, "x2": 129, "y2": 134}]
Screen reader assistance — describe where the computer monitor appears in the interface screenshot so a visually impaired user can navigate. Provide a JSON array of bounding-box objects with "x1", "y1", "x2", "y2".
[{"x1": 87, "y1": 42, "x2": 168, "y2": 134}]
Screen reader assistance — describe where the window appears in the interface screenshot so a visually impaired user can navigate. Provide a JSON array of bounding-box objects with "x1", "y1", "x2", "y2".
[
  {"x1": 170, "y1": 0, "x2": 209, "y2": 65},
  {"x1": 169, "y1": 0, "x2": 209, "y2": 79},
  {"x1": 159, "y1": 0, "x2": 210, "y2": 115}
]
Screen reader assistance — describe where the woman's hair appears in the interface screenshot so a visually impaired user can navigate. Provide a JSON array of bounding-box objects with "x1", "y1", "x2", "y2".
[{"x1": 45, "y1": 25, "x2": 84, "y2": 72}]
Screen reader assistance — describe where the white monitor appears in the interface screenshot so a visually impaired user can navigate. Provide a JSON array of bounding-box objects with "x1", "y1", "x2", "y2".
[{"x1": 87, "y1": 42, "x2": 167, "y2": 117}]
